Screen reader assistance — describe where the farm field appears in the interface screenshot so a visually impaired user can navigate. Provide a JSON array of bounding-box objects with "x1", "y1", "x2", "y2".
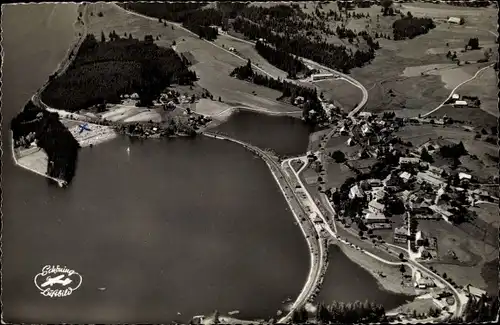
[
  {"x1": 86, "y1": 3, "x2": 191, "y2": 46},
  {"x1": 325, "y1": 163, "x2": 356, "y2": 190},
  {"x1": 213, "y1": 35, "x2": 289, "y2": 80},
  {"x1": 419, "y1": 219, "x2": 498, "y2": 293},
  {"x1": 345, "y1": 2, "x2": 498, "y2": 118},
  {"x1": 174, "y1": 36, "x2": 302, "y2": 116},
  {"x1": 432, "y1": 104, "x2": 498, "y2": 128},
  {"x1": 314, "y1": 78, "x2": 363, "y2": 112},
  {"x1": 452, "y1": 66, "x2": 498, "y2": 117}
]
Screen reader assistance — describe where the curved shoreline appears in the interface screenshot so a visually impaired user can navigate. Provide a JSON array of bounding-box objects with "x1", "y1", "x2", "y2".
[{"x1": 203, "y1": 131, "x2": 325, "y2": 324}]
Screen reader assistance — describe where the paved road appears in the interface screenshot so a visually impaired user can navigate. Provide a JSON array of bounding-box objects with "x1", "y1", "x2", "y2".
[
  {"x1": 422, "y1": 63, "x2": 495, "y2": 118},
  {"x1": 203, "y1": 132, "x2": 325, "y2": 324}
]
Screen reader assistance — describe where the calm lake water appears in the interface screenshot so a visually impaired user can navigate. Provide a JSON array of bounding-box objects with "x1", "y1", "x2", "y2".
[
  {"x1": 2, "y1": 3, "x2": 409, "y2": 323},
  {"x1": 317, "y1": 246, "x2": 413, "y2": 310},
  {"x1": 213, "y1": 110, "x2": 313, "y2": 157}
]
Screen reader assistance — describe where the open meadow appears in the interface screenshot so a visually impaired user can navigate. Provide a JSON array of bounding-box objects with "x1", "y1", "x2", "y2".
[
  {"x1": 86, "y1": 2, "x2": 191, "y2": 46},
  {"x1": 314, "y1": 78, "x2": 364, "y2": 112},
  {"x1": 419, "y1": 219, "x2": 498, "y2": 294},
  {"x1": 342, "y1": 2, "x2": 498, "y2": 119},
  {"x1": 175, "y1": 36, "x2": 302, "y2": 115}
]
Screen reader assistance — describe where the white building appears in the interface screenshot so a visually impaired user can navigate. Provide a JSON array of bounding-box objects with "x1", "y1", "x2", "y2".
[
  {"x1": 399, "y1": 171, "x2": 412, "y2": 182},
  {"x1": 466, "y1": 285, "x2": 486, "y2": 298},
  {"x1": 228, "y1": 47, "x2": 235, "y2": 52},
  {"x1": 358, "y1": 112, "x2": 373, "y2": 118},
  {"x1": 368, "y1": 200, "x2": 385, "y2": 213},
  {"x1": 458, "y1": 172, "x2": 472, "y2": 180},
  {"x1": 451, "y1": 93, "x2": 459, "y2": 100},
  {"x1": 453, "y1": 100, "x2": 468, "y2": 107},
  {"x1": 311, "y1": 73, "x2": 334, "y2": 81},
  {"x1": 416, "y1": 171, "x2": 445, "y2": 187},
  {"x1": 364, "y1": 212, "x2": 387, "y2": 223},
  {"x1": 447, "y1": 17, "x2": 463, "y2": 24},
  {"x1": 346, "y1": 138, "x2": 355, "y2": 146},
  {"x1": 349, "y1": 185, "x2": 364, "y2": 199},
  {"x1": 361, "y1": 124, "x2": 372, "y2": 135},
  {"x1": 429, "y1": 204, "x2": 453, "y2": 221},
  {"x1": 399, "y1": 157, "x2": 421, "y2": 164}
]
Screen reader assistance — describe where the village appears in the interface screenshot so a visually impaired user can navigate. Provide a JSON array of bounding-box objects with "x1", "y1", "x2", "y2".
[{"x1": 295, "y1": 100, "x2": 497, "y2": 319}]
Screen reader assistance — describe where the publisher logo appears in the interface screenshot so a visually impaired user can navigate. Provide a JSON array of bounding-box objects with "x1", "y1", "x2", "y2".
[{"x1": 34, "y1": 265, "x2": 82, "y2": 298}]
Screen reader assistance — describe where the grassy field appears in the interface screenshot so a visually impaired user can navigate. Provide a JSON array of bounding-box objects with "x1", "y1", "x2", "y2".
[
  {"x1": 338, "y1": 244, "x2": 417, "y2": 296},
  {"x1": 213, "y1": 35, "x2": 289, "y2": 80},
  {"x1": 388, "y1": 298, "x2": 437, "y2": 316},
  {"x1": 314, "y1": 79, "x2": 363, "y2": 112},
  {"x1": 86, "y1": 3, "x2": 192, "y2": 46},
  {"x1": 452, "y1": 66, "x2": 498, "y2": 117},
  {"x1": 471, "y1": 203, "x2": 499, "y2": 228},
  {"x1": 343, "y1": 2, "x2": 498, "y2": 118},
  {"x1": 174, "y1": 35, "x2": 302, "y2": 115},
  {"x1": 325, "y1": 163, "x2": 356, "y2": 190},
  {"x1": 419, "y1": 219, "x2": 498, "y2": 292}
]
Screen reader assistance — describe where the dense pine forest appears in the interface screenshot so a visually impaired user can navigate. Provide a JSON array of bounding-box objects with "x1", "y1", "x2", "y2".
[
  {"x1": 10, "y1": 101, "x2": 80, "y2": 183},
  {"x1": 230, "y1": 60, "x2": 327, "y2": 125},
  {"x1": 42, "y1": 33, "x2": 197, "y2": 111},
  {"x1": 122, "y1": 2, "x2": 378, "y2": 73},
  {"x1": 255, "y1": 41, "x2": 310, "y2": 79}
]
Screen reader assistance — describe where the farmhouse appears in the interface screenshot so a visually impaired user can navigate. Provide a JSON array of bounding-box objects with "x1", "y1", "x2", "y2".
[
  {"x1": 358, "y1": 112, "x2": 373, "y2": 118},
  {"x1": 311, "y1": 73, "x2": 334, "y2": 81},
  {"x1": 453, "y1": 100, "x2": 468, "y2": 107},
  {"x1": 458, "y1": 172, "x2": 472, "y2": 180},
  {"x1": 399, "y1": 157, "x2": 420, "y2": 164},
  {"x1": 429, "y1": 204, "x2": 453, "y2": 221},
  {"x1": 364, "y1": 212, "x2": 387, "y2": 223},
  {"x1": 416, "y1": 171, "x2": 444, "y2": 187},
  {"x1": 447, "y1": 17, "x2": 464, "y2": 25},
  {"x1": 394, "y1": 226, "x2": 408, "y2": 243},
  {"x1": 349, "y1": 184, "x2": 365, "y2": 199},
  {"x1": 451, "y1": 93, "x2": 460, "y2": 100},
  {"x1": 368, "y1": 200, "x2": 385, "y2": 213},
  {"x1": 428, "y1": 165, "x2": 444, "y2": 176},
  {"x1": 466, "y1": 285, "x2": 486, "y2": 299},
  {"x1": 399, "y1": 171, "x2": 412, "y2": 182},
  {"x1": 361, "y1": 124, "x2": 372, "y2": 135}
]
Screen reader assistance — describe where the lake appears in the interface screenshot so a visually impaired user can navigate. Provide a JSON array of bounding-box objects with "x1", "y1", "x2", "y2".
[{"x1": 2, "y1": 3, "x2": 410, "y2": 324}]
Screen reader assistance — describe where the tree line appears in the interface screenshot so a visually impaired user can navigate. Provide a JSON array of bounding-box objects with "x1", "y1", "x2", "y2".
[
  {"x1": 392, "y1": 16, "x2": 436, "y2": 40},
  {"x1": 230, "y1": 60, "x2": 326, "y2": 125},
  {"x1": 255, "y1": 41, "x2": 309, "y2": 78},
  {"x1": 292, "y1": 300, "x2": 386, "y2": 323},
  {"x1": 43, "y1": 33, "x2": 197, "y2": 111},
  {"x1": 10, "y1": 101, "x2": 80, "y2": 183},
  {"x1": 232, "y1": 17, "x2": 375, "y2": 73}
]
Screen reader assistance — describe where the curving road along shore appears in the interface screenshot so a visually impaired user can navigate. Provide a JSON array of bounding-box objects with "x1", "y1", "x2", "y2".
[
  {"x1": 32, "y1": 4, "x2": 89, "y2": 109},
  {"x1": 12, "y1": 4, "x2": 89, "y2": 186},
  {"x1": 203, "y1": 131, "x2": 326, "y2": 324}
]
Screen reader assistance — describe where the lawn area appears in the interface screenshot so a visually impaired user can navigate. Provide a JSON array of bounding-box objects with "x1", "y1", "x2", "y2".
[
  {"x1": 87, "y1": 2, "x2": 192, "y2": 46},
  {"x1": 325, "y1": 162, "x2": 356, "y2": 190},
  {"x1": 325, "y1": 135, "x2": 361, "y2": 160},
  {"x1": 314, "y1": 78, "x2": 363, "y2": 112},
  {"x1": 454, "y1": 66, "x2": 498, "y2": 118},
  {"x1": 338, "y1": 244, "x2": 417, "y2": 296},
  {"x1": 470, "y1": 202, "x2": 500, "y2": 228},
  {"x1": 388, "y1": 298, "x2": 437, "y2": 316},
  {"x1": 346, "y1": 2, "x2": 497, "y2": 118},
  {"x1": 213, "y1": 35, "x2": 289, "y2": 80},
  {"x1": 418, "y1": 219, "x2": 498, "y2": 292},
  {"x1": 174, "y1": 36, "x2": 302, "y2": 114},
  {"x1": 431, "y1": 104, "x2": 497, "y2": 129},
  {"x1": 308, "y1": 128, "x2": 331, "y2": 152}
]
